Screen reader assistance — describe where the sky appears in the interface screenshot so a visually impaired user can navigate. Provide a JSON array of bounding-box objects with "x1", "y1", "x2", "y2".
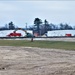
[{"x1": 0, "y1": 0, "x2": 75, "y2": 28}]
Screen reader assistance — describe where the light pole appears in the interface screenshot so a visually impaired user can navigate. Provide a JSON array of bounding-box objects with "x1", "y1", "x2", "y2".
[{"x1": 25, "y1": 23, "x2": 27, "y2": 29}]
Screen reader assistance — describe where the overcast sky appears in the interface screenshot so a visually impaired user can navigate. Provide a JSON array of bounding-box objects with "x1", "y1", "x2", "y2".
[{"x1": 0, "y1": 0, "x2": 75, "y2": 27}]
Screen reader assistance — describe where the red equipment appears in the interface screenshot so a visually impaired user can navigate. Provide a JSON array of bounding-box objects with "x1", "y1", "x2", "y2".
[
  {"x1": 7, "y1": 32, "x2": 22, "y2": 37},
  {"x1": 65, "y1": 34, "x2": 72, "y2": 37}
]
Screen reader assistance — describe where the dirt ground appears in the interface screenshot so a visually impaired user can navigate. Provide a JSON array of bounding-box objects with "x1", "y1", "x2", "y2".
[{"x1": 0, "y1": 46, "x2": 75, "y2": 75}]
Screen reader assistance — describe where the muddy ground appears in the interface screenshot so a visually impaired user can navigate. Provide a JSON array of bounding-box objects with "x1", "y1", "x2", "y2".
[{"x1": 0, "y1": 46, "x2": 75, "y2": 75}]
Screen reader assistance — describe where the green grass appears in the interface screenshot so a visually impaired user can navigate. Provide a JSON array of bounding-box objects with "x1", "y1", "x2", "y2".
[{"x1": 0, "y1": 40, "x2": 75, "y2": 50}]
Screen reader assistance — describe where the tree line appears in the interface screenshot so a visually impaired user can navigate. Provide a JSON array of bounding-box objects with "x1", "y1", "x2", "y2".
[
  {"x1": 0, "y1": 18, "x2": 75, "y2": 35},
  {"x1": 31, "y1": 18, "x2": 74, "y2": 35},
  {"x1": 0, "y1": 21, "x2": 16, "y2": 30}
]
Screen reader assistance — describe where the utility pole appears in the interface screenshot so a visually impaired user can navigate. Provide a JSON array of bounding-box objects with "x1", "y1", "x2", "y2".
[{"x1": 25, "y1": 23, "x2": 27, "y2": 29}]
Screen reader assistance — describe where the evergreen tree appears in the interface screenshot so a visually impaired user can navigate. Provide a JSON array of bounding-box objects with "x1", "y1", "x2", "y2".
[
  {"x1": 44, "y1": 19, "x2": 48, "y2": 33},
  {"x1": 34, "y1": 18, "x2": 42, "y2": 35},
  {"x1": 8, "y1": 21, "x2": 15, "y2": 30}
]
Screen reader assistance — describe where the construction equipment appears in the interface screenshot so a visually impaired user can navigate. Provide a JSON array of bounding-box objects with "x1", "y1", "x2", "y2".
[
  {"x1": 7, "y1": 32, "x2": 22, "y2": 37},
  {"x1": 7, "y1": 28, "x2": 34, "y2": 38}
]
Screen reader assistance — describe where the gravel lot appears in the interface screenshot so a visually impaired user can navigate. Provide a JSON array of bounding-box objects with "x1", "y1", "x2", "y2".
[{"x1": 0, "y1": 46, "x2": 75, "y2": 75}]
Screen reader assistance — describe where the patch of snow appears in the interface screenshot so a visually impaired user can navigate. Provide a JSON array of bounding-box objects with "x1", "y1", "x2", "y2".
[{"x1": 47, "y1": 30, "x2": 75, "y2": 36}]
